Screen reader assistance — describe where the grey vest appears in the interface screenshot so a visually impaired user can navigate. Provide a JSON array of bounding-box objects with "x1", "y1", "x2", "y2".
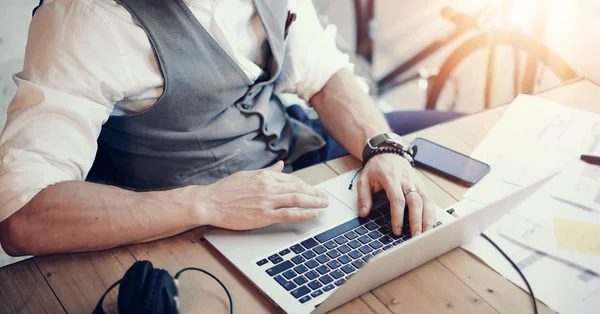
[{"x1": 89, "y1": 0, "x2": 325, "y2": 189}]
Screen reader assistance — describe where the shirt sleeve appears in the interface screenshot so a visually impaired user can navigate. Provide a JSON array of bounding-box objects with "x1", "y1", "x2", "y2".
[
  {"x1": 0, "y1": 1, "x2": 130, "y2": 222},
  {"x1": 278, "y1": 0, "x2": 354, "y2": 102}
]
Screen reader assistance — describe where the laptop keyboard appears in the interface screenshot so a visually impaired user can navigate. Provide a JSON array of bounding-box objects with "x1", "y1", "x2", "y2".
[{"x1": 255, "y1": 205, "x2": 443, "y2": 304}]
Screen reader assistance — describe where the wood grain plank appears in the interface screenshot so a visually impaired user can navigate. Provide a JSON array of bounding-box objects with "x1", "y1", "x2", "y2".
[
  {"x1": 372, "y1": 259, "x2": 498, "y2": 314},
  {"x1": 34, "y1": 247, "x2": 136, "y2": 314},
  {"x1": 0, "y1": 259, "x2": 65, "y2": 314},
  {"x1": 291, "y1": 163, "x2": 339, "y2": 185},
  {"x1": 126, "y1": 227, "x2": 279, "y2": 314},
  {"x1": 438, "y1": 249, "x2": 555, "y2": 314}
]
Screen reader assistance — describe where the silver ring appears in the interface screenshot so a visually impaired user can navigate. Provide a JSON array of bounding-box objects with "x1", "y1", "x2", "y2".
[{"x1": 403, "y1": 188, "x2": 418, "y2": 197}]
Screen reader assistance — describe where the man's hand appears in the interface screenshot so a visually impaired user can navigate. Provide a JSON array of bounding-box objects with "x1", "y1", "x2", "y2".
[
  {"x1": 356, "y1": 154, "x2": 436, "y2": 237},
  {"x1": 199, "y1": 161, "x2": 329, "y2": 230}
]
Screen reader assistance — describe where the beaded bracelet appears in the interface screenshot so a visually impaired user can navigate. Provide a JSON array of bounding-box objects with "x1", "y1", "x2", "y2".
[{"x1": 362, "y1": 147, "x2": 415, "y2": 167}]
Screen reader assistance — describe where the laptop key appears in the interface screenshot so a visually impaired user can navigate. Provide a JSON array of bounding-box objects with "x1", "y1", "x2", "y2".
[
  {"x1": 330, "y1": 269, "x2": 345, "y2": 279},
  {"x1": 319, "y1": 274, "x2": 334, "y2": 284},
  {"x1": 299, "y1": 295, "x2": 312, "y2": 304},
  {"x1": 334, "y1": 236, "x2": 347, "y2": 245},
  {"x1": 256, "y1": 259, "x2": 268, "y2": 266},
  {"x1": 341, "y1": 265, "x2": 355, "y2": 274},
  {"x1": 358, "y1": 235, "x2": 371, "y2": 244},
  {"x1": 352, "y1": 260, "x2": 365, "y2": 269},
  {"x1": 268, "y1": 254, "x2": 279, "y2": 262},
  {"x1": 323, "y1": 284, "x2": 335, "y2": 292},
  {"x1": 302, "y1": 251, "x2": 316, "y2": 259},
  {"x1": 305, "y1": 259, "x2": 319, "y2": 269},
  {"x1": 338, "y1": 255, "x2": 352, "y2": 265},
  {"x1": 326, "y1": 250, "x2": 341, "y2": 259},
  {"x1": 311, "y1": 289, "x2": 323, "y2": 298},
  {"x1": 294, "y1": 265, "x2": 308, "y2": 274},
  {"x1": 266, "y1": 260, "x2": 294, "y2": 276},
  {"x1": 324, "y1": 241, "x2": 337, "y2": 250},
  {"x1": 315, "y1": 218, "x2": 361, "y2": 243},
  {"x1": 378, "y1": 225, "x2": 392, "y2": 235},
  {"x1": 369, "y1": 241, "x2": 383, "y2": 249},
  {"x1": 294, "y1": 276, "x2": 308, "y2": 285},
  {"x1": 315, "y1": 265, "x2": 330, "y2": 275},
  {"x1": 305, "y1": 270, "x2": 319, "y2": 280},
  {"x1": 374, "y1": 217, "x2": 388, "y2": 226},
  {"x1": 308, "y1": 280, "x2": 323, "y2": 290},
  {"x1": 301, "y1": 238, "x2": 319, "y2": 250},
  {"x1": 279, "y1": 249, "x2": 291, "y2": 256},
  {"x1": 373, "y1": 249, "x2": 382, "y2": 256},
  {"x1": 337, "y1": 244, "x2": 351, "y2": 254},
  {"x1": 313, "y1": 245, "x2": 327, "y2": 255},
  {"x1": 282, "y1": 281, "x2": 297, "y2": 291},
  {"x1": 344, "y1": 231, "x2": 358, "y2": 240},
  {"x1": 365, "y1": 222, "x2": 378, "y2": 230},
  {"x1": 348, "y1": 240, "x2": 361, "y2": 249},
  {"x1": 368, "y1": 230, "x2": 383, "y2": 239},
  {"x1": 362, "y1": 255, "x2": 373, "y2": 262},
  {"x1": 380, "y1": 236, "x2": 393, "y2": 245},
  {"x1": 290, "y1": 244, "x2": 305, "y2": 254},
  {"x1": 327, "y1": 260, "x2": 341, "y2": 269},
  {"x1": 382, "y1": 244, "x2": 393, "y2": 251},
  {"x1": 291, "y1": 286, "x2": 311, "y2": 298},
  {"x1": 359, "y1": 245, "x2": 373, "y2": 254},
  {"x1": 316, "y1": 254, "x2": 330, "y2": 264},
  {"x1": 348, "y1": 250, "x2": 362, "y2": 259},
  {"x1": 271, "y1": 257, "x2": 283, "y2": 264},
  {"x1": 367, "y1": 209, "x2": 382, "y2": 219},
  {"x1": 334, "y1": 279, "x2": 345, "y2": 286},
  {"x1": 354, "y1": 226, "x2": 368, "y2": 235},
  {"x1": 291, "y1": 256, "x2": 305, "y2": 265},
  {"x1": 283, "y1": 270, "x2": 297, "y2": 280},
  {"x1": 274, "y1": 275, "x2": 287, "y2": 286}
]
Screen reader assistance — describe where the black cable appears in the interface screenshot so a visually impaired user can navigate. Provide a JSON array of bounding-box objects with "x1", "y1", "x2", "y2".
[
  {"x1": 348, "y1": 167, "x2": 364, "y2": 190},
  {"x1": 175, "y1": 267, "x2": 233, "y2": 314},
  {"x1": 481, "y1": 233, "x2": 538, "y2": 314}
]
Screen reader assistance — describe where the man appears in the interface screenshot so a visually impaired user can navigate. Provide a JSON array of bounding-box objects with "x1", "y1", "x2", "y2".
[{"x1": 0, "y1": 0, "x2": 462, "y2": 256}]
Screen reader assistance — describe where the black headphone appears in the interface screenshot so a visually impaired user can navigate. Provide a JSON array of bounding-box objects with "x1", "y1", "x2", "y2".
[{"x1": 94, "y1": 260, "x2": 233, "y2": 314}]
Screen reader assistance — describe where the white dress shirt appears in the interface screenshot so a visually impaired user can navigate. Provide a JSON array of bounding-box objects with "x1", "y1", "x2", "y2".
[{"x1": 0, "y1": 0, "x2": 352, "y2": 221}]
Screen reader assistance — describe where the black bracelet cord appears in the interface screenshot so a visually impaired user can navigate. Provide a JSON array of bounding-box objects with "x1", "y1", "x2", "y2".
[
  {"x1": 481, "y1": 233, "x2": 538, "y2": 314},
  {"x1": 362, "y1": 147, "x2": 411, "y2": 167}
]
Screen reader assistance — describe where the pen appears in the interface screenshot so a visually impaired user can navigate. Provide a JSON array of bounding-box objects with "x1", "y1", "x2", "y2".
[{"x1": 581, "y1": 154, "x2": 600, "y2": 165}]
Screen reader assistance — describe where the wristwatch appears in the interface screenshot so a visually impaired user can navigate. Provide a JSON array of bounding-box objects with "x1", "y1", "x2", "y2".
[{"x1": 362, "y1": 132, "x2": 417, "y2": 163}]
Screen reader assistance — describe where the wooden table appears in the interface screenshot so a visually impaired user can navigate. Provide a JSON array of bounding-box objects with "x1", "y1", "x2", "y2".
[{"x1": 2, "y1": 78, "x2": 599, "y2": 314}]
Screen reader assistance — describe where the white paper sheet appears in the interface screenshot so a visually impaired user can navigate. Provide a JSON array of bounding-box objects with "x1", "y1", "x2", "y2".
[
  {"x1": 456, "y1": 95, "x2": 600, "y2": 313},
  {"x1": 457, "y1": 200, "x2": 600, "y2": 314},
  {"x1": 463, "y1": 94, "x2": 600, "y2": 204}
]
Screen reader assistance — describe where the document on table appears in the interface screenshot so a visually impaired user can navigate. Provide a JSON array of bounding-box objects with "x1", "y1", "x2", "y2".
[
  {"x1": 494, "y1": 161, "x2": 600, "y2": 273},
  {"x1": 463, "y1": 94, "x2": 600, "y2": 204},
  {"x1": 457, "y1": 95, "x2": 600, "y2": 313},
  {"x1": 457, "y1": 199, "x2": 600, "y2": 314}
]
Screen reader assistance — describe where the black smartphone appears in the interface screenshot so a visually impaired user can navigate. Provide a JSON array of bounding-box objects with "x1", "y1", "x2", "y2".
[{"x1": 411, "y1": 137, "x2": 490, "y2": 187}]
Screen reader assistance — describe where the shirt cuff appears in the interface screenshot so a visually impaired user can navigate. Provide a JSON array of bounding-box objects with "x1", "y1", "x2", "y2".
[
  {"x1": 287, "y1": 24, "x2": 355, "y2": 102},
  {"x1": 0, "y1": 149, "x2": 75, "y2": 222}
]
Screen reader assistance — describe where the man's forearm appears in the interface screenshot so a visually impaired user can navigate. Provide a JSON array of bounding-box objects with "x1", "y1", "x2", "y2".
[
  {"x1": 0, "y1": 181, "x2": 203, "y2": 256},
  {"x1": 310, "y1": 68, "x2": 391, "y2": 159}
]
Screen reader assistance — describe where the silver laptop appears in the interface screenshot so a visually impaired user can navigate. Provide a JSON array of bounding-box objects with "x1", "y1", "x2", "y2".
[{"x1": 205, "y1": 170, "x2": 549, "y2": 314}]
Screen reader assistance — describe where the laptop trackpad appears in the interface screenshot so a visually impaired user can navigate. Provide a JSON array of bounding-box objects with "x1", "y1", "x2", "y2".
[{"x1": 276, "y1": 190, "x2": 357, "y2": 236}]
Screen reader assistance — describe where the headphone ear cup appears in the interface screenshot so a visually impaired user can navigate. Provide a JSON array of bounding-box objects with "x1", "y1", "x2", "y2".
[
  {"x1": 159, "y1": 272, "x2": 179, "y2": 314},
  {"x1": 143, "y1": 269, "x2": 179, "y2": 314},
  {"x1": 118, "y1": 261, "x2": 154, "y2": 314}
]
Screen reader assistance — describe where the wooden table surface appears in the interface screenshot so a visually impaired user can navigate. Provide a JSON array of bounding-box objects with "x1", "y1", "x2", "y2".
[{"x1": 2, "y1": 78, "x2": 599, "y2": 314}]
